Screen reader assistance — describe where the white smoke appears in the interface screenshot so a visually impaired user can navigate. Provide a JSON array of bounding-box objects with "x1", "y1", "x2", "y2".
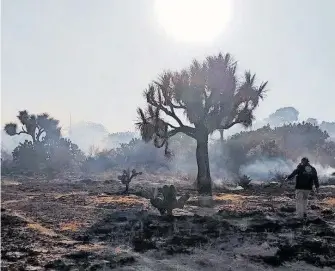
[
  {"x1": 239, "y1": 158, "x2": 294, "y2": 180},
  {"x1": 240, "y1": 157, "x2": 335, "y2": 182}
]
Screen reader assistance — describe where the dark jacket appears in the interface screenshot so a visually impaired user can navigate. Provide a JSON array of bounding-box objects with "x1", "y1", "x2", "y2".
[{"x1": 287, "y1": 163, "x2": 319, "y2": 190}]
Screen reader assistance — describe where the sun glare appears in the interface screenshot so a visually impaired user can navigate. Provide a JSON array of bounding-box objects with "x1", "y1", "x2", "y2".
[{"x1": 154, "y1": 0, "x2": 233, "y2": 43}]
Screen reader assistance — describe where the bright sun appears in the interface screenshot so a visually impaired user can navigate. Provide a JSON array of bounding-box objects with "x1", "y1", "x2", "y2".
[{"x1": 154, "y1": 0, "x2": 233, "y2": 43}]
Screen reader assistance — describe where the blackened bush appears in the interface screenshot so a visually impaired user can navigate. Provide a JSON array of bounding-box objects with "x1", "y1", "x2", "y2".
[
  {"x1": 81, "y1": 150, "x2": 116, "y2": 173},
  {"x1": 12, "y1": 140, "x2": 42, "y2": 173},
  {"x1": 43, "y1": 138, "x2": 85, "y2": 175},
  {"x1": 10, "y1": 138, "x2": 85, "y2": 176},
  {"x1": 238, "y1": 174, "x2": 252, "y2": 189},
  {"x1": 111, "y1": 138, "x2": 169, "y2": 171},
  {"x1": 212, "y1": 123, "x2": 335, "y2": 177},
  {"x1": 1, "y1": 149, "x2": 16, "y2": 176},
  {"x1": 221, "y1": 140, "x2": 248, "y2": 175}
]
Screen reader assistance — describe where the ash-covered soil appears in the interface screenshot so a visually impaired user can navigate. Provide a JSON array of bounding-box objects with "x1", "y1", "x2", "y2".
[{"x1": 1, "y1": 174, "x2": 335, "y2": 271}]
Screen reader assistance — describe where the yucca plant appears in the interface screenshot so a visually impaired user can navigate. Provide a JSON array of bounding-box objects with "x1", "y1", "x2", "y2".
[
  {"x1": 118, "y1": 168, "x2": 142, "y2": 194},
  {"x1": 150, "y1": 185, "x2": 190, "y2": 216}
]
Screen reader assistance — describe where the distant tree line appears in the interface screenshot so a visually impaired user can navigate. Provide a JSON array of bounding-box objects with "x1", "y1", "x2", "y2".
[{"x1": 2, "y1": 111, "x2": 334, "y2": 183}]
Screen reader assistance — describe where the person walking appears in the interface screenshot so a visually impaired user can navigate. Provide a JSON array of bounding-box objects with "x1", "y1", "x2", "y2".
[{"x1": 284, "y1": 157, "x2": 319, "y2": 219}]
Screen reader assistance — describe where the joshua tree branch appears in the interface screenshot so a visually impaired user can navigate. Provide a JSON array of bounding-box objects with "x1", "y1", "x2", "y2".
[
  {"x1": 129, "y1": 171, "x2": 142, "y2": 181},
  {"x1": 36, "y1": 128, "x2": 45, "y2": 142},
  {"x1": 146, "y1": 87, "x2": 195, "y2": 135},
  {"x1": 219, "y1": 121, "x2": 239, "y2": 130},
  {"x1": 171, "y1": 102, "x2": 186, "y2": 109},
  {"x1": 15, "y1": 131, "x2": 29, "y2": 136},
  {"x1": 218, "y1": 108, "x2": 253, "y2": 130},
  {"x1": 168, "y1": 126, "x2": 196, "y2": 139},
  {"x1": 226, "y1": 121, "x2": 239, "y2": 129},
  {"x1": 168, "y1": 104, "x2": 184, "y2": 127},
  {"x1": 21, "y1": 126, "x2": 28, "y2": 133},
  {"x1": 147, "y1": 95, "x2": 185, "y2": 127},
  {"x1": 153, "y1": 81, "x2": 187, "y2": 109},
  {"x1": 214, "y1": 99, "x2": 249, "y2": 131},
  {"x1": 166, "y1": 122, "x2": 178, "y2": 129}
]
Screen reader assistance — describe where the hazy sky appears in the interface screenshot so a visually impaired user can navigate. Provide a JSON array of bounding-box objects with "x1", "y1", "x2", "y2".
[{"x1": 2, "y1": 0, "x2": 334, "y2": 133}]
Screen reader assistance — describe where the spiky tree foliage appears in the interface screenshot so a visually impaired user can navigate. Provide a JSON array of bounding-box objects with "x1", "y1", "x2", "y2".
[
  {"x1": 4, "y1": 110, "x2": 61, "y2": 143},
  {"x1": 136, "y1": 53, "x2": 268, "y2": 196}
]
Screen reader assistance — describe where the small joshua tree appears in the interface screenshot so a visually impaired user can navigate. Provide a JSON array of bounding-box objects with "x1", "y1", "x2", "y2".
[
  {"x1": 238, "y1": 174, "x2": 252, "y2": 189},
  {"x1": 150, "y1": 185, "x2": 190, "y2": 216},
  {"x1": 118, "y1": 169, "x2": 142, "y2": 194}
]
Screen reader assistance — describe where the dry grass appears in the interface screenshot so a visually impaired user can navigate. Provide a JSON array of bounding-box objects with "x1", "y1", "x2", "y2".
[
  {"x1": 54, "y1": 192, "x2": 86, "y2": 200},
  {"x1": 89, "y1": 195, "x2": 149, "y2": 207},
  {"x1": 27, "y1": 223, "x2": 58, "y2": 237},
  {"x1": 323, "y1": 197, "x2": 335, "y2": 206},
  {"x1": 59, "y1": 221, "x2": 83, "y2": 232},
  {"x1": 1, "y1": 179, "x2": 21, "y2": 186},
  {"x1": 9, "y1": 211, "x2": 59, "y2": 237},
  {"x1": 214, "y1": 193, "x2": 256, "y2": 203},
  {"x1": 75, "y1": 243, "x2": 106, "y2": 252}
]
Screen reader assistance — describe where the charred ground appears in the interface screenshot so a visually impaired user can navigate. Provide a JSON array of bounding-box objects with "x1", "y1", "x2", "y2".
[{"x1": 1, "y1": 175, "x2": 335, "y2": 271}]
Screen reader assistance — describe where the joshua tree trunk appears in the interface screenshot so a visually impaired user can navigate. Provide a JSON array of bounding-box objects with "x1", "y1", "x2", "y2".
[
  {"x1": 195, "y1": 128, "x2": 212, "y2": 206},
  {"x1": 219, "y1": 129, "x2": 224, "y2": 142},
  {"x1": 123, "y1": 183, "x2": 129, "y2": 194}
]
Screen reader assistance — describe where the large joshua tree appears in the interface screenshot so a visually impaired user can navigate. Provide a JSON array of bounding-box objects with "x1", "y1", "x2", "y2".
[
  {"x1": 4, "y1": 110, "x2": 61, "y2": 143},
  {"x1": 136, "y1": 53, "x2": 268, "y2": 200}
]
